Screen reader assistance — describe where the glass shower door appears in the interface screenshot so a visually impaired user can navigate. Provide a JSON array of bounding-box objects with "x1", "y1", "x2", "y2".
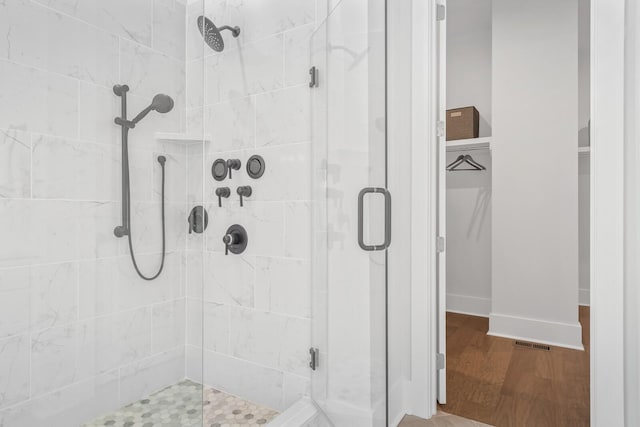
[{"x1": 311, "y1": 0, "x2": 389, "y2": 425}]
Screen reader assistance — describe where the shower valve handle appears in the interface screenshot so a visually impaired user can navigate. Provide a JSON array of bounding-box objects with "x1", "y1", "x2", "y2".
[
  {"x1": 223, "y1": 233, "x2": 238, "y2": 255},
  {"x1": 227, "y1": 159, "x2": 241, "y2": 178},
  {"x1": 222, "y1": 225, "x2": 248, "y2": 256},
  {"x1": 215, "y1": 187, "x2": 231, "y2": 207},
  {"x1": 237, "y1": 186, "x2": 252, "y2": 207}
]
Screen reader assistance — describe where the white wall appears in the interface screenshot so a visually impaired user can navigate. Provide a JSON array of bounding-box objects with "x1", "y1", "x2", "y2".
[
  {"x1": 445, "y1": 0, "x2": 492, "y2": 317},
  {"x1": 445, "y1": 150, "x2": 492, "y2": 316},
  {"x1": 446, "y1": 0, "x2": 590, "y2": 314},
  {"x1": 183, "y1": 0, "x2": 315, "y2": 412},
  {"x1": 578, "y1": 0, "x2": 591, "y2": 305},
  {"x1": 578, "y1": 153, "x2": 590, "y2": 305},
  {"x1": 446, "y1": 0, "x2": 492, "y2": 138},
  {"x1": 490, "y1": 0, "x2": 582, "y2": 349},
  {"x1": 0, "y1": 0, "x2": 187, "y2": 424},
  {"x1": 625, "y1": 0, "x2": 640, "y2": 422}
]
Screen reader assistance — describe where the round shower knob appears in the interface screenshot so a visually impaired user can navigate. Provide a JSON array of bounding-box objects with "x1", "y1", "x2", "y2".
[
  {"x1": 246, "y1": 155, "x2": 265, "y2": 179},
  {"x1": 212, "y1": 159, "x2": 228, "y2": 181}
]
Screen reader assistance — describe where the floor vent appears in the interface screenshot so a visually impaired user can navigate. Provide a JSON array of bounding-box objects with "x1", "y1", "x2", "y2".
[{"x1": 514, "y1": 340, "x2": 551, "y2": 351}]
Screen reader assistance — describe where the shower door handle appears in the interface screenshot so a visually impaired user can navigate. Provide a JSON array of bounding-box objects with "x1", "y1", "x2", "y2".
[{"x1": 358, "y1": 187, "x2": 391, "y2": 251}]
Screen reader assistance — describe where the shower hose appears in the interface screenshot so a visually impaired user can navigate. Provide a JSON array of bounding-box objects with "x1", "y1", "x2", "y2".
[{"x1": 124, "y1": 153, "x2": 166, "y2": 281}]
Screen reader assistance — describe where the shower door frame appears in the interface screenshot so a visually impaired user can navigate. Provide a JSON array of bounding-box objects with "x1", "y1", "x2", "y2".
[{"x1": 308, "y1": 0, "x2": 449, "y2": 423}]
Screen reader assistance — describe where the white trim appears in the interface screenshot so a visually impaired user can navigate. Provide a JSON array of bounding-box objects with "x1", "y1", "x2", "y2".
[
  {"x1": 591, "y1": 0, "x2": 626, "y2": 425},
  {"x1": 446, "y1": 294, "x2": 491, "y2": 317},
  {"x1": 435, "y1": 0, "x2": 448, "y2": 406},
  {"x1": 388, "y1": 379, "x2": 411, "y2": 427},
  {"x1": 268, "y1": 397, "x2": 320, "y2": 427},
  {"x1": 579, "y1": 289, "x2": 590, "y2": 306},
  {"x1": 408, "y1": 0, "x2": 436, "y2": 420},
  {"x1": 488, "y1": 313, "x2": 584, "y2": 350},
  {"x1": 445, "y1": 137, "x2": 491, "y2": 152}
]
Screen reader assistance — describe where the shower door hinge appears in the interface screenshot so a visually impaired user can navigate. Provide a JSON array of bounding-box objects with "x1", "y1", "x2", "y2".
[
  {"x1": 437, "y1": 120, "x2": 445, "y2": 137},
  {"x1": 436, "y1": 4, "x2": 446, "y2": 21},
  {"x1": 436, "y1": 353, "x2": 445, "y2": 370},
  {"x1": 437, "y1": 236, "x2": 445, "y2": 253},
  {"x1": 309, "y1": 347, "x2": 319, "y2": 370},
  {"x1": 309, "y1": 66, "x2": 319, "y2": 88}
]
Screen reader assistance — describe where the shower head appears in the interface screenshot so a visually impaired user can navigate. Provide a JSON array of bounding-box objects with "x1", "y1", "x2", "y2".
[
  {"x1": 197, "y1": 16, "x2": 240, "y2": 52},
  {"x1": 131, "y1": 94, "x2": 174, "y2": 125},
  {"x1": 151, "y1": 94, "x2": 174, "y2": 114}
]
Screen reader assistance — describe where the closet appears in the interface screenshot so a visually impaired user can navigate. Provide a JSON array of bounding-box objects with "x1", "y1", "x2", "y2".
[
  {"x1": 445, "y1": 0, "x2": 493, "y2": 317},
  {"x1": 444, "y1": 0, "x2": 591, "y2": 322}
]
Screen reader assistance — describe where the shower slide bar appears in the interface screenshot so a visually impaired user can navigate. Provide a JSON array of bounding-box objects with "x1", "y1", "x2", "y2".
[{"x1": 112, "y1": 84, "x2": 174, "y2": 280}]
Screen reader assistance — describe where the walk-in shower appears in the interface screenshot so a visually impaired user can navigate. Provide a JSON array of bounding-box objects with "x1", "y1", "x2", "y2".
[
  {"x1": 0, "y1": 0, "x2": 391, "y2": 425},
  {"x1": 113, "y1": 84, "x2": 174, "y2": 280}
]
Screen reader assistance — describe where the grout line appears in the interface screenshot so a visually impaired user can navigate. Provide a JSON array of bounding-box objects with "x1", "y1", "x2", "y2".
[
  {"x1": 190, "y1": 83, "x2": 309, "y2": 110},
  {"x1": 150, "y1": 0, "x2": 155, "y2": 52},
  {"x1": 117, "y1": 366, "x2": 122, "y2": 407},
  {"x1": 29, "y1": 133, "x2": 33, "y2": 200},
  {"x1": 28, "y1": 328, "x2": 32, "y2": 403},
  {"x1": 118, "y1": 35, "x2": 122, "y2": 84},
  {"x1": 75, "y1": 262, "x2": 80, "y2": 324},
  {"x1": 76, "y1": 79, "x2": 82, "y2": 141},
  {"x1": 253, "y1": 94, "x2": 258, "y2": 149},
  {"x1": 0, "y1": 250, "x2": 185, "y2": 275},
  {"x1": 194, "y1": 21, "x2": 315, "y2": 62},
  {"x1": 22, "y1": 298, "x2": 186, "y2": 340},
  {"x1": 185, "y1": 297, "x2": 312, "y2": 323},
  {"x1": 282, "y1": 31, "x2": 287, "y2": 89},
  {"x1": 190, "y1": 345, "x2": 308, "y2": 383}
]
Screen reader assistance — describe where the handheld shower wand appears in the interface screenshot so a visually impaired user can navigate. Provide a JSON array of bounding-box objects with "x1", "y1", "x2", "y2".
[
  {"x1": 113, "y1": 84, "x2": 174, "y2": 281},
  {"x1": 130, "y1": 94, "x2": 174, "y2": 124}
]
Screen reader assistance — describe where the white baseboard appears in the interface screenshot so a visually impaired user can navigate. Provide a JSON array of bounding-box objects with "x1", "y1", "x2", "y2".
[
  {"x1": 388, "y1": 379, "x2": 412, "y2": 427},
  {"x1": 446, "y1": 293, "x2": 491, "y2": 317},
  {"x1": 488, "y1": 312, "x2": 584, "y2": 350},
  {"x1": 269, "y1": 397, "x2": 319, "y2": 426},
  {"x1": 579, "y1": 288, "x2": 590, "y2": 306}
]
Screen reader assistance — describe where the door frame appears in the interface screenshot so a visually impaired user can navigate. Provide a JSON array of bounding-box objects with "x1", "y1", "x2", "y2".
[
  {"x1": 409, "y1": 0, "x2": 627, "y2": 424},
  {"x1": 408, "y1": 0, "x2": 439, "y2": 419},
  {"x1": 589, "y1": 0, "x2": 626, "y2": 425}
]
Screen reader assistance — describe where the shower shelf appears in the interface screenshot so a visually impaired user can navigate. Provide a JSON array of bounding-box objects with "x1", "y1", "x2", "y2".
[{"x1": 154, "y1": 132, "x2": 211, "y2": 143}]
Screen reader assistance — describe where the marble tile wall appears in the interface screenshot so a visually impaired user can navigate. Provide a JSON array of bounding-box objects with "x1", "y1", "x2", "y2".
[
  {"x1": 184, "y1": 0, "x2": 316, "y2": 412},
  {"x1": 0, "y1": 0, "x2": 188, "y2": 425}
]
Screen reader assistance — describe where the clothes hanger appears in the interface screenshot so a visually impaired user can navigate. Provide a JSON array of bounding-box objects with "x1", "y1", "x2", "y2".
[
  {"x1": 447, "y1": 155, "x2": 467, "y2": 170},
  {"x1": 464, "y1": 155, "x2": 486, "y2": 170},
  {"x1": 446, "y1": 154, "x2": 486, "y2": 171}
]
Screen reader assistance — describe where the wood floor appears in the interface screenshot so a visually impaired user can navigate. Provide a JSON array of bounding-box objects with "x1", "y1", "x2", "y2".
[
  {"x1": 441, "y1": 307, "x2": 590, "y2": 427},
  {"x1": 399, "y1": 411, "x2": 491, "y2": 427}
]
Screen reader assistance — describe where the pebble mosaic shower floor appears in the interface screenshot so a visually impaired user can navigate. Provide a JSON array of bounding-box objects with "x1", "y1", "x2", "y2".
[{"x1": 84, "y1": 380, "x2": 280, "y2": 427}]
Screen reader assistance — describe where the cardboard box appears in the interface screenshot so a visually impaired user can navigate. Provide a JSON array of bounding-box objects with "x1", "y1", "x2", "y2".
[{"x1": 446, "y1": 106, "x2": 480, "y2": 141}]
